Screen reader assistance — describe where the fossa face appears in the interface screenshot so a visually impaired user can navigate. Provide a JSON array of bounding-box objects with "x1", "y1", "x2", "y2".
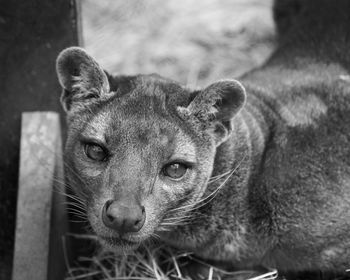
[{"x1": 56, "y1": 47, "x2": 245, "y2": 251}]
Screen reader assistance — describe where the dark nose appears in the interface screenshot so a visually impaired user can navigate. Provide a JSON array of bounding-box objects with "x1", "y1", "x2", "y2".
[{"x1": 102, "y1": 200, "x2": 146, "y2": 233}]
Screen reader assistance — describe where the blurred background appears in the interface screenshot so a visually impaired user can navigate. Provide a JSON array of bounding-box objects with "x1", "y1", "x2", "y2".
[{"x1": 82, "y1": 0, "x2": 276, "y2": 88}]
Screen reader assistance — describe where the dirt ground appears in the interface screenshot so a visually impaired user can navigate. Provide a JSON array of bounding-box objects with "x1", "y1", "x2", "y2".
[{"x1": 82, "y1": 0, "x2": 275, "y2": 88}]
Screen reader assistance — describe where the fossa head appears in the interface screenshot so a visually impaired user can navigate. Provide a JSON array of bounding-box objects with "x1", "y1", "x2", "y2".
[{"x1": 56, "y1": 47, "x2": 246, "y2": 251}]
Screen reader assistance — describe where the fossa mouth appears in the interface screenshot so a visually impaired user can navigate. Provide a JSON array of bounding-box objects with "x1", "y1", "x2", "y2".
[{"x1": 100, "y1": 235, "x2": 141, "y2": 248}]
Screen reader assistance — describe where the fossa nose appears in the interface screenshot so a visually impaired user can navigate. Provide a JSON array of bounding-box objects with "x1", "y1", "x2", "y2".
[{"x1": 102, "y1": 199, "x2": 146, "y2": 234}]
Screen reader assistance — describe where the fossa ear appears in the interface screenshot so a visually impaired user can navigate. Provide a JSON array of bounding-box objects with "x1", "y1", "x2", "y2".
[
  {"x1": 182, "y1": 79, "x2": 246, "y2": 146},
  {"x1": 56, "y1": 47, "x2": 110, "y2": 112}
]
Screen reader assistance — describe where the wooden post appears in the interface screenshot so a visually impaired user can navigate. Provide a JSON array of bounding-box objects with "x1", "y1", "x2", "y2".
[{"x1": 12, "y1": 112, "x2": 67, "y2": 280}]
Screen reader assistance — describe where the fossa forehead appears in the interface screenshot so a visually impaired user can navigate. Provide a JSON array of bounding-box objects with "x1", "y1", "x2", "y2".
[
  {"x1": 83, "y1": 102, "x2": 185, "y2": 142},
  {"x1": 111, "y1": 75, "x2": 192, "y2": 110}
]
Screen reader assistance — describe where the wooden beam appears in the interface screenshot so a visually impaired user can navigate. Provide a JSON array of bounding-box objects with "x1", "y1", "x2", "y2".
[{"x1": 12, "y1": 112, "x2": 67, "y2": 280}]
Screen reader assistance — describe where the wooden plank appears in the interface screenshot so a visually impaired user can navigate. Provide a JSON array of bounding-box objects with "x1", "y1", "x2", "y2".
[{"x1": 12, "y1": 112, "x2": 66, "y2": 280}]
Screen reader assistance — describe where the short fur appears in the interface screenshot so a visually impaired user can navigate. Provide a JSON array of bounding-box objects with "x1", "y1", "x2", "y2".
[{"x1": 56, "y1": 0, "x2": 350, "y2": 278}]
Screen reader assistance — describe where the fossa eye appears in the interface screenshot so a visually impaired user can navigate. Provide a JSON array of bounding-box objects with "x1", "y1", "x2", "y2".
[
  {"x1": 85, "y1": 143, "x2": 108, "y2": 161},
  {"x1": 163, "y1": 163, "x2": 188, "y2": 179}
]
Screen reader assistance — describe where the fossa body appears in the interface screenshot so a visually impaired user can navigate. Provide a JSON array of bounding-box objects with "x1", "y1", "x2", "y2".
[{"x1": 56, "y1": 0, "x2": 350, "y2": 277}]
